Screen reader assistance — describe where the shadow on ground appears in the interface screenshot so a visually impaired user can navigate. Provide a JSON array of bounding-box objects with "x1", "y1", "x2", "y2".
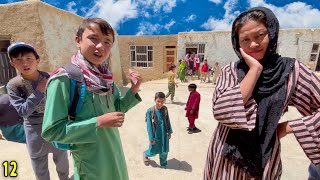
[{"x1": 148, "y1": 158, "x2": 192, "y2": 172}]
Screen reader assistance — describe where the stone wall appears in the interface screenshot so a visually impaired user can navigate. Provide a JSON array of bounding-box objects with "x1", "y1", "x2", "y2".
[{"x1": 118, "y1": 35, "x2": 177, "y2": 84}]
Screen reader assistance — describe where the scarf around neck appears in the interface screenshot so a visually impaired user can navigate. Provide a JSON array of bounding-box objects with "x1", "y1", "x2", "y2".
[
  {"x1": 221, "y1": 7, "x2": 295, "y2": 177},
  {"x1": 71, "y1": 52, "x2": 113, "y2": 96},
  {"x1": 50, "y1": 51, "x2": 113, "y2": 96}
]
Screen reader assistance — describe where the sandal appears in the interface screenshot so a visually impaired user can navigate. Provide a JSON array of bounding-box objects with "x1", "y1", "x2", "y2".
[{"x1": 143, "y1": 153, "x2": 149, "y2": 166}]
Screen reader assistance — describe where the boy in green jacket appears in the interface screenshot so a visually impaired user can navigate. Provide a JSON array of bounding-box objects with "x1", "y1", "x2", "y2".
[{"x1": 42, "y1": 18, "x2": 142, "y2": 180}]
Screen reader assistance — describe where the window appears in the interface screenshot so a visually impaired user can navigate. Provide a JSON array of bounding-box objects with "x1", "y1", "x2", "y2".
[
  {"x1": 130, "y1": 46, "x2": 153, "y2": 67},
  {"x1": 310, "y1": 43, "x2": 320, "y2": 62},
  {"x1": 198, "y1": 44, "x2": 205, "y2": 62}
]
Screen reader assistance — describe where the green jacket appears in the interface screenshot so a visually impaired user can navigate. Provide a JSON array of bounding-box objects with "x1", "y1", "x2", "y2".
[{"x1": 42, "y1": 76, "x2": 141, "y2": 180}]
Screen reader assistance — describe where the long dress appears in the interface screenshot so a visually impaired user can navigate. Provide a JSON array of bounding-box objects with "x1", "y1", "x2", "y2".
[
  {"x1": 204, "y1": 61, "x2": 320, "y2": 179},
  {"x1": 179, "y1": 62, "x2": 187, "y2": 82}
]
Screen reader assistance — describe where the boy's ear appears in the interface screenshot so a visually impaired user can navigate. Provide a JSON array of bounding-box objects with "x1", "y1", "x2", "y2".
[
  {"x1": 75, "y1": 36, "x2": 81, "y2": 49},
  {"x1": 9, "y1": 60, "x2": 15, "y2": 67}
]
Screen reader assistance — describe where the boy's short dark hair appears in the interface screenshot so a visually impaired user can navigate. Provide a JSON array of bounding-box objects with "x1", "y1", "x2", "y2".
[
  {"x1": 7, "y1": 42, "x2": 39, "y2": 59},
  {"x1": 188, "y1": 83, "x2": 197, "y2": 89},
  {"x1": 155, "y1": 92, "x2": 165, "y2": 100},
  {"x1": 76, "y1": 18, "x2": 115, "y2": 43}
]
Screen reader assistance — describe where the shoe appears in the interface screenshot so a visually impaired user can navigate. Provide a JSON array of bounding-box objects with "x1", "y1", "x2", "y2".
[
  {"x1": 188, "y1": 130, "x2": 193, "y2": 134},
  {"x1": 143, "y1": 152, "x2": 149, "y2": 166},
  {"x1": 186, "y1": 127, "x2": 192, "y2": 131},
  {"x1": 193, "y1": 127, "x2": 202, "y2": 133},
  {"x1": 171, "y1": 100, "x2": 174, "y2": 104},
  {"x1": 161, "y1": 166, "x2": 167, "y2": 169}
]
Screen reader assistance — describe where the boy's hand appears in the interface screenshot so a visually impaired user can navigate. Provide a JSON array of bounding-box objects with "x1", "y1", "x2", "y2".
[
  {"x1": 151, "y1": 140, "x2": 156, "y2": 145},
  {"x1": 97, "y1": 112, "x2": 125, "y2": 128},
  {"x1": 190, "y1": 109, "x2": 194, "y2": 114},
  {"x1": 175, "y1": 84, "x2": 178, "y2": 88},
  {"x1": 36, "y1": 77, "x2": 48, "y2": 93},
  {"x1": 129, "y1": 69, "x2": 142, "y2": 94},
  {"x1": 168, "y1": 134, "x2": 171, "y2": 139}
]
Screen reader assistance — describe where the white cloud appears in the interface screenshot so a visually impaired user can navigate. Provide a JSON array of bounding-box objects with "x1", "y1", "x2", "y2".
[
  {"x1": 209, "y1": 0, "x2": 222, "y2": 4},
  {"x1": 137, "y1": 0, "x2": 178, "y2": 13},
  {"x1": 85, "y1": 0, "x2": 138, "y2": 29},
  {"x1": 66, "y1": 1, "x2": 78, "y2": 14},
  {"x1": 136, "y1": 22, "x2": 162, "y2": 35},
  {"x1": 164, "y1": 19, "x2": 176, "y2": 31},
  {"x1": 202, "y1": 0, "x2": 239, "y2": 30},
  {"x1": 248, "y1": 0, "x2": 320, "y2": 28},
  {"x1": 186, "y1": 14, "x2": 197, "y2": 22},
  {"x1": 143, "y1": 11, "x2": 151, "y2": 18},
  {"x1": 202, "y1": 0, "x2": 320, "y2": 31}
]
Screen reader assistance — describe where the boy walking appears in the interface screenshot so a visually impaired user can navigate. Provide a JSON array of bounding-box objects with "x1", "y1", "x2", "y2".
[
  {"x1": 144, "y1": 92, "x2": 173, "y2": 168},
  {"x1": 42, "y1": 18, "x2": 142, "y2": 180},
  {"x1": 185, "y1": 84, "x2": 201, "y2": 134},
  {"x1": 6, "y1": 42, "x2": 69, "y2": 180},
  {"x1": 165, "y1": 64, "x2": 178, "y2": 103}
]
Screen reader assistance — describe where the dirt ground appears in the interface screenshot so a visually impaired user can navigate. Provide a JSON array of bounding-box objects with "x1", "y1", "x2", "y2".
[{"x1": 0, "y1": 78, "x2": 311, "y2": 180}]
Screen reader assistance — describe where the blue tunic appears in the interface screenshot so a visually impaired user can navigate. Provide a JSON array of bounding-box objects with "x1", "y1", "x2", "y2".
[{"x1": 145, "y1": 107, "x2": 173, "y2": 154}]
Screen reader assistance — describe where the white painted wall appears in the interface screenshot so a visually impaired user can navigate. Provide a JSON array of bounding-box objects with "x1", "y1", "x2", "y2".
[{"x1": 178, "y1": 29, "x2": 320, "y2": 70}]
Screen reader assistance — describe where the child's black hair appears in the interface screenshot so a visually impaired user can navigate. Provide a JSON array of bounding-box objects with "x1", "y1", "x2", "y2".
[
  {"x1": 188, "y1": 83, "x2": 197, "y2": 89},
  {"x1": 77, "y1": 18, "x2": 115, "y2": 43},
  {"x1": 154, "y1": 92, "x2": 165, "y2": 100},
  {"x1": 9, "y1": 47, "x2": 39, "y2": 59}
]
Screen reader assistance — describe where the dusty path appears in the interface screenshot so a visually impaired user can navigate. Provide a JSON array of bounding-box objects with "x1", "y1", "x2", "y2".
[{"x1": 0, "y1": 78, "x2": 310, "y2": 179}]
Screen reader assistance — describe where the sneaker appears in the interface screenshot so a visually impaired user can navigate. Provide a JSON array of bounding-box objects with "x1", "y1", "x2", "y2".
[
  {"x1": 171, "y1": 100, "x2": 174, "y2": 104},
  {"x1": 186, "y1": 127, "x2": 192, "y2": 131},
  {"x1": 193, "y1": 127, "x2": 202, "y2": 133},
  {"x1": 188, "y1": 130, "x2": 193, "y2": 134},
  {"x1": 143, "y1": 153, "x2": 149, "y2": 166},
  {"x1": 160, "y1": 166, "x2": 167, "y2": 169}
]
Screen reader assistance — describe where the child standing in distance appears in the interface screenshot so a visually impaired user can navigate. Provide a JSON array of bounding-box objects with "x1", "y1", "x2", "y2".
[
  {"x1": 6, "y1": 42, "x2": 69, "y2": 180},
  {"x1": 185, "y1": 84, "x2": 201, "y2": 134},
  {"x1": 165, "y1": 64, "x2": 178, "y2": 103},
  {"x1": 42, "y1": 18, "x2": 142, "y2": 180},
  {"x1": 201, "y1": 59, "x2": 210, "y2": 83},
  {"x1": 143, "y1": 92, "x2": 173, "y2": 168}
]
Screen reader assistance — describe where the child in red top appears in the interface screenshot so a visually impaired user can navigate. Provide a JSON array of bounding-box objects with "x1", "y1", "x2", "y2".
[
  {"x1": 201, "y1": 59, "x2": 210, "y2": 83},
  {"x1": 185, "y1": 83, "x2": 201, "y2": 134}
]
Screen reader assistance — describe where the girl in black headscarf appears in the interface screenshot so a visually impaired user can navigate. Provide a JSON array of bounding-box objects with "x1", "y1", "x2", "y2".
[{"x1": 204, "y1": 7, "x2": 320, "y2": 180}]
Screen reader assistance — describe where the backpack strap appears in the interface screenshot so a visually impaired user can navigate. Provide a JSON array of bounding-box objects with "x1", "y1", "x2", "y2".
[
  {"x1": 150, "y1": 106, "x2": 156, "y2": 138},
  {"x1": 62, "y1": 63, "x2": 85, "y2": 121},
  {"x1": 162, "y1": 106, "x2": 169, "y2": 134}
]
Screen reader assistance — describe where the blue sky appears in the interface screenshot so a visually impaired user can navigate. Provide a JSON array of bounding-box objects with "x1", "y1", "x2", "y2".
[{"x1": 1, "y1": 0, "x2": 320, "y2": 35}]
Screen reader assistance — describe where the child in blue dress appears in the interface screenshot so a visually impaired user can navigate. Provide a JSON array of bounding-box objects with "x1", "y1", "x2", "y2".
[{"x1": 143, "y1": 92, "x2": 173, "y2": 168}]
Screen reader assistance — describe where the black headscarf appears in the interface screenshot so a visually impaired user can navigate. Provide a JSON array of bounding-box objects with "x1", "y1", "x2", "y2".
[{"x1": 221, "y1": 7, "x2": 295, "y2": 177}]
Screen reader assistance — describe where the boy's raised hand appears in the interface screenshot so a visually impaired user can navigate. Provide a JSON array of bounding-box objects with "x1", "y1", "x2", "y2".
[
  {"x1": 97, "y1": 112, "x2": 125, "y2": 128},
  {"x1": 129, "y1": 69, "x2": 142, "y2": 94},
  {"x1": 36, "y1": 77, "x2": 48, "y2": 93}
]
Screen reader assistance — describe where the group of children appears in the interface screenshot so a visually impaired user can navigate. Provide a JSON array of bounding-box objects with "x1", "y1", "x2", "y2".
[
  {"x1": 0, "y1": 17, "x2": 205, "y2": 179},
  {"x1": 1, "y1": 18, "x2": 142, "y2": 180},
  {"x1": 143, "y1": 64, "x2": 202, "y2": 169}
]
